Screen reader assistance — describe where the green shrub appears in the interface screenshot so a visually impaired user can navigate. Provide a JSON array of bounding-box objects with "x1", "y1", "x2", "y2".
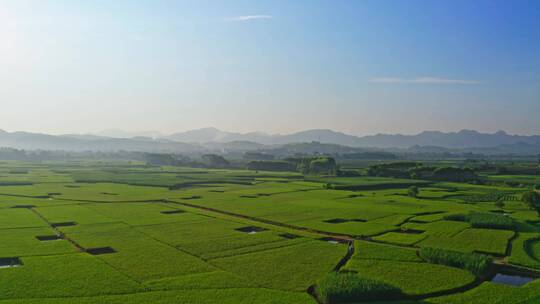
[
  {"x1": 419, "y1": 247, "x2": 492, "y2": 276},
  {"x1": 316, "y1": 272, "x2": 402, "y2": 303}
]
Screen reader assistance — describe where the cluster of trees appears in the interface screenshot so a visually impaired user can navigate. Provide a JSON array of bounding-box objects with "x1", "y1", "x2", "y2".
[
  {"x1": 337, "y1": 152, "x2": 397, "y2": 160},
  {"x1": 142, "y1": 153, "x2": 232, "y2": 168},
  {"x1": 495, "y1": 165, "x2": 540, "y2": 176},
  {"x1": 247, "y1": 160, "x2": 296, "y2": 172},
  {"x1": 366, "y1": 162, "x2": 419, "y2": 178},
  {"x1": 0, "y1": 148, "x2": 199, "y2": 165},
  {"x1": 246, "y1": 156, "x2": 339, "y2": 175},
  {"x1": 295, "y1": 157, "x2": 338, "y2": 175},
  {"x1": 522, "y1": 191, "x2": 540, "y2": 215},
  {"x1": 142, "y1": 153, "x2": 190, "y2": 166},
  {"x1": 367, "y1": 162, "x2": 480, "y2": 182},
  {"x1": 0, "y1": 148, "x2": 236, "y2": 170},
  {"x1": 412, "y1": 166, "x2": 479, "y2": 182},
  {"x1": 201, "y1": 154, "x2": 230, "y2": 168},
  {"x1": 243, "y1": 152, "x2": 274, "y2": 161}
]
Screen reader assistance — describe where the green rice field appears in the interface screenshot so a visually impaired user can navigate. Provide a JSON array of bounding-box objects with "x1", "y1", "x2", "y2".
[{"x1": 0, "y1": 161, "x2": 538, "y2": 303}]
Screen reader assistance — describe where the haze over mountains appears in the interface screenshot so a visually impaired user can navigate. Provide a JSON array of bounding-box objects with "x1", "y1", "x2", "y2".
[
  {"x1": 0, "y1": 128, "x2": 539, "y2": 155},
  {"x1": 164, "y1": 128, "x2": 540, "y2": 149}
]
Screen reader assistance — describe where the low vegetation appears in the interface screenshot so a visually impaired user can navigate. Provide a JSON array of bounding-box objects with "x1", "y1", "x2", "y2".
[
  {"x1": 316, "y1": 272, "x2": 402, "y2": 303},
  {"x1": 419, "y1": 247, "x2": 492, "y2": 276},
  {"x1": 0, "y1": 159, "x2": 536, "y2": 303},
  {"x1": 444, "y1": 212, "x2": 515, "y2": 230}
]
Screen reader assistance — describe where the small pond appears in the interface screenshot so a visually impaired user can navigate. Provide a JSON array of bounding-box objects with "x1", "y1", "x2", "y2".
[{"x1": 491, "y1": 273, "x2": 535, "y2": 286}]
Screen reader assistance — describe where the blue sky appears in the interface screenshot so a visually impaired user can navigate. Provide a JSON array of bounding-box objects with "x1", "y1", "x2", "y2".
[{"x1": 0, "y1": 0, "x2": 539, "y2": 135}]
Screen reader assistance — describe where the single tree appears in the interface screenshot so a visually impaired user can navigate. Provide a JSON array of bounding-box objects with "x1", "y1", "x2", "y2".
[{"x1": 408, "y1": 186, "x2": 419, "y2": 198}]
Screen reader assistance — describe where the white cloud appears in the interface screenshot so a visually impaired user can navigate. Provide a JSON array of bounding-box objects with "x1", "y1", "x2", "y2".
[
  {"x1": 370, "y1": 77, "x2": 481, "y2": 85},
  {"x1": 226, "y1": 15, "x2": 272, "y2": 22}
]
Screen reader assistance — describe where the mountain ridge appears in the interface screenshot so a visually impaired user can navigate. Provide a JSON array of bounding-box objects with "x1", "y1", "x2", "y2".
[
  {"x1": 0, "y1": 128, "x2": 539, "y2": 155},
  {"x1": 164, "y1": 127, "x2": 540, "y2": 148}
]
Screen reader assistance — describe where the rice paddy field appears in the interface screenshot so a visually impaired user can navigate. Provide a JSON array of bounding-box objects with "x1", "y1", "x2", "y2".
[{"x1": 0, "y1": 160, "x2": 539, "y2": 303}]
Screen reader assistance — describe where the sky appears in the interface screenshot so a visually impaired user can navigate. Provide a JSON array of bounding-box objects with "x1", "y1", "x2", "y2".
[{"x1": 0, "y1": 0, "x2": 539, "y2": 136}]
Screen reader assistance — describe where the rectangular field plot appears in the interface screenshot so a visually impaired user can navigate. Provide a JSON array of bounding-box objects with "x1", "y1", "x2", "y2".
[
  {"x1": 144, "y1": 271, "x2": 255, "y2": 290},
  {"x1": 82, "y1": 203, "x2": 201, "y2": 226},
  {"x1": 353, "y1": 240, "x2": 423, "y2": 262},
  {"x1": 0, "y1": 196, "x2": 76, "y2": 208},
  {"x1": 402, "y1": 220, "x2": 471, "y2": 237},
  {"x1": 0, "y1": 227, "x2": 73, "y2": 257},
  {"x1": 0, "y1": 168, "x2": 73, "y2": 184},
  {"x1": 418, "y1": 228, "x2": 515, "y2": 255},
  {"x1": 0, "y1": 183, "x2": 173, "y2": 202},
  {"x1": 52, "y1": 183, "x2": 174, "y2": 202},
  {"x1": 62, "y1": 222, "x2": 216, "y2": 281},
  {"x1": 36, "y1": 205, "x2": 116, "y2": 225},
  {"x1": 210, "y1": 240, "x2": 348, "y2": 291},
  {"x1": 0, "y1": 254, "x2": 143, "y2": 299},
  {"x1": 135, "y1": 219, "x2": 306, "y2": 259},
  {"x1": 0, "y1": 209, "x2": 45, "y2": 229}
]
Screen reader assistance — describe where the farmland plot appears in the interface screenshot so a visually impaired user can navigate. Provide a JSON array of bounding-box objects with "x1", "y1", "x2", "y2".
[{"x1": 0, "y1": 161, "x2": 538, "y2": 303}]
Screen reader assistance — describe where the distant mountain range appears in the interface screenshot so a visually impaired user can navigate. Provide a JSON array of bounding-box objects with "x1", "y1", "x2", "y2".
[
  {"x1": 0, "y1": 128, "x2": 539, "y2": 155},
  {"x1": 165, "y1": 127, "x2": 540, "y2": 149},
  {"x1": 0, "y1": 130, "x2": 198, "y2": 153}
]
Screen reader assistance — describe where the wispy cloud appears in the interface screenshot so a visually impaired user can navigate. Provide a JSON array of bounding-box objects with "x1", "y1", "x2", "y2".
[
  {"x1": 370, "y1": 76, "x2": 481, "y2": 85},
  {"x1": 226, "y1": 15, "x2": 273, "y2": 22}
]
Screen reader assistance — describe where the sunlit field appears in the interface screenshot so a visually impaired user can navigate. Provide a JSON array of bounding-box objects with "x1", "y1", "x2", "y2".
[{"x1": 0, "y1": 161, "x2": 538, "y2": 303}]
